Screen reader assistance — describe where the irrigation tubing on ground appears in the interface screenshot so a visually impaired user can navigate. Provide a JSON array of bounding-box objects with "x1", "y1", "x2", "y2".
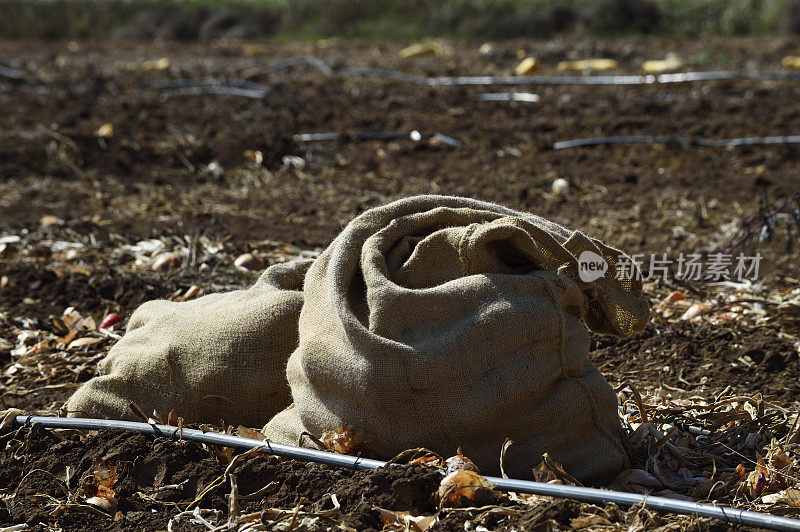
[
  {"x1": 434, "y1": 70, "x2": 800, "y2": 86},
  {"x1": 11, "y1": 54, "x2": 800, "y2": 90},
  {"x1": 293, "y1": 130, "x2": 463, "y2": 147},
  {"x1": 265, "y1": 57, "x2": 800, "y2": 86},
  {"x1": 264, "y1": 55, "x2": 334, "y2": 77},
  {"x1": 437, "y1": 74, "x2": 653, "y2": 86},
  {"x1": 0, "y1": 64, "x2": 39, "y2": 85},
  {"x1": 477, "y1": 92, "x2": 540, "y2": 102},
  {"x1": 135, "y1": 60, "x2": 800, "y2": 102},
  {"x1": 337, "y1": 66, "x2": 432, "y2": 86},
  {"x1": 11, "y1": 415, "x2": 800, "y2": 531},
  {"x1": 553, "y1": 135, "x2": 800, "y2": 150},
  {"x1": 161, "y1": 86, "x2": 269, "y2": 99},
  {"x1": 151, "y1": 78, "x2": 270, "y2": 90},
  {"x1": 152, "y1": 77, "x2": 271, "y2": 92}
]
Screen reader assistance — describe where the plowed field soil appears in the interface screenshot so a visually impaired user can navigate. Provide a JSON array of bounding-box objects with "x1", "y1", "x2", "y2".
[{"x1": 2, "y1": 37, "x2": 800, "y2": 531}]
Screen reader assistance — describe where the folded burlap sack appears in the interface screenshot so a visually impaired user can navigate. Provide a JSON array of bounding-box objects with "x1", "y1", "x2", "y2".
[
  {"x1": 66, "y1": 259, "x2": 312, "y2": 426},
  {"x1": 262, "y1": 195, "x2": 649, "y2": 484}
]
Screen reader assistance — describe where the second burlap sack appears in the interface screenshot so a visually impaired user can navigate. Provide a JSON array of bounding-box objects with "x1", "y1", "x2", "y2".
[
  {"x1": 66, "y1": 259, "x2": 312, "y2": 426},
  {"x1": 264, "y1": 195, "x2": 650, "y2": 484}
]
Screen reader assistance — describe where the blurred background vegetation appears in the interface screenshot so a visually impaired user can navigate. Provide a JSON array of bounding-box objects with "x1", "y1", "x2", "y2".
[{"x1": 1, "y1": 0, "x2": 799, "y2": 41}]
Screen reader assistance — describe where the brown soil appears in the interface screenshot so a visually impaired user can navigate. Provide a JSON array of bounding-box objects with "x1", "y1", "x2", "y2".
[
  {"x1": 2, "y1": 37, "x2": 800, "y2": 530},
  {"x1": 0, "y1": 261, "x2": 182, "y2": 320},
  {"x1": 1, "y1": 424, "x2": 444, "y2": 531},
  {"x1": 592, "y1": 323, "x2": 800, "y2": 403},
  {"x1": 1, "y1": 38, "x2": 800, "y2": 257}
]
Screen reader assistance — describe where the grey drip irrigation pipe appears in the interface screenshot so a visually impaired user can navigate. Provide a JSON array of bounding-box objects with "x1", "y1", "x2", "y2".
[{"x1": 12, "y1": 415, "x2": 800, "y2": 531}]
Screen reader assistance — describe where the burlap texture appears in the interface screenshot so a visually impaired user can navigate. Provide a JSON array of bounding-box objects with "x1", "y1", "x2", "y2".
[
  {"x1": 262, "y1": 195, "x2": 650, "y2": 484},
  {"x1": 66, "y1": 259, "x2": 312, "y2": 426}
]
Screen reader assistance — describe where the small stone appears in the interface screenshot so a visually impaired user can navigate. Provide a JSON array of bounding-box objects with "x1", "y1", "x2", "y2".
[
  {"x1": 94, "y1": 123, "x2": 114, "y2": 138},
  {"x1": 551, "y1": 178, "x2": 569, "y2": 197},
  {"x1": 478, "y1": 43, "x2": 495, "y2": 56},
  {"x1": 206, "y1": 161, "x2": 224, "y2": 178},
  {"x1": 40, "y1": 214, "x2": 64, "y2": 226}
]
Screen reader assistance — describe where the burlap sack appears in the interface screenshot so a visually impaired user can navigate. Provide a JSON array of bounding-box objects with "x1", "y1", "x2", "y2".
[
  {"x1": 66, "y1": 259, "x2": 312, "y2": 426},
  {"x1": 263, "y1": 195, "x2": 650, "y2": 484}
]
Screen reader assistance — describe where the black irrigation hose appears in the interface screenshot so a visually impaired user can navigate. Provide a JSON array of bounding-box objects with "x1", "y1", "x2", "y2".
[
  {"x1": 295, "y1": 131, "x2": 800, "y2": 152},
  {"x1": 151, "y1": 77, "x2": 271, "y2": 92},
  {"x1": 151, "y1": 78, "x2": 271, "y2": 98},
  {"x1": 293, "y1": 130, "x2": 463, "y2": 147},
  {"x1": 437, "y1": 74, "x2": 650, "y2": 86},
  {"x1": 553, "y1": 135, "x2": 800, "y2": 150},
  {"x1": 337, "y1": 66, "x2": 432, "y2": 86},
  {"x1": 10, "y1": 55, "x2": 800, "y2": 91},
  {"x1": 160, "y1": 86, "x2": 269, "y2": 99},
  {"x1": 11, "y1": 415, "x2": 800, "y2": 531},
  {"x1": 267, "y1": 57, "x2": 800, "y2": 86},
  {"x1": 434, "y1": 70, "x2": 800, "y2": 86},
  {"x1": 265, "y1": 55, "x2": 334, "y2": 77},
  {"x1": 0, "y1": 64, "x2": 40, "y2": 85},
  {"x1": 477, "y1": 92, "x2": 540, "y2": 102}
]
